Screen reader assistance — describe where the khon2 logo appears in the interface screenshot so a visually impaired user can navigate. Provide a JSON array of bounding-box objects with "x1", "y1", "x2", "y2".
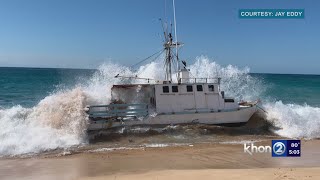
[{"x1": 244, "y1": 140, "x2": 301, "y2": 157}]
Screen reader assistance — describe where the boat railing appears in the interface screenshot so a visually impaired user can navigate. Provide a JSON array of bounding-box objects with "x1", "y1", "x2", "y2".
[
  {"x1": 180, "y1": 77, "x2": 221, "y2": 84},
  {"x1": 87, "y1": 103, "x2": 149, "y2": 119}
]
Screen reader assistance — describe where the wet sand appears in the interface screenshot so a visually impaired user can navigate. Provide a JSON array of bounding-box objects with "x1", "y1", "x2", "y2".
[{"x1": 1, "y1": 140, "x2": 320, "y2": 180}]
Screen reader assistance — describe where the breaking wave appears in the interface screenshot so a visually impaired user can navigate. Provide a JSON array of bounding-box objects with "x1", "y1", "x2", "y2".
[
  {"x1": 0, "y1": 88, "x2": 88, "y2": 156},
  {"x1": 0, "y1": 56, "x2": 319, "y2": 156},
  {"x1": 189, "y1": 56, "x2": 263, "y2": 101},
  {"x1": 189, "y1": 57, "x2": 320, "y2": 139},
  {"x1": 264, "y1": 101, "x2": 320, "y2": 139}
]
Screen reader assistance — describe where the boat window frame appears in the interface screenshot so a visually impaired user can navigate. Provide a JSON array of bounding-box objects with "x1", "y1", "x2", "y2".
[
  {"x1": 172, "y1": 85, "x2": 178, "y2": 93},
  {"x1": 186, "y1": 85, "x2": 193, "y2": 92},
  {"x1": 197, "y1": 85, "x2": 203, "y2": 92},
  {"x1": 162, "y1": 86, "x2": 170, "y2": 93},
  {"x1": 208, "y1": 85, "x2": 214, "y2": 92}
]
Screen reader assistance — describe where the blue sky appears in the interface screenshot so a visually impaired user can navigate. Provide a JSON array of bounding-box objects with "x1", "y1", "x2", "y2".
[{"x1": 0, "y1": 0, "x2": 319, "y2": 74}]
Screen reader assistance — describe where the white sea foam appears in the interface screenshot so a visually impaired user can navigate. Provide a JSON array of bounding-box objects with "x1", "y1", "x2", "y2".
[
  {"x1": 144, "y1": 143, "x2": 170, "y2": 148},
  {"x1": 87, "y1": 147, "x2": 145, "y2": 153},
  {"x1": 220, "y1": 140, "x2": 262, "y2": 145},
  {"x1": 0, "y1": 56, "x2": 319, "y2": 156},
  {"x1": 144, "y1": 143, "x2": 191, "y2": 148}
]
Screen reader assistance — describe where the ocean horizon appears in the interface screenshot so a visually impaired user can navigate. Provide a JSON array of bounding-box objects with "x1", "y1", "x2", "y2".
[{"x1": 1, "y1": 66, "x2": 319, "y2": 76}]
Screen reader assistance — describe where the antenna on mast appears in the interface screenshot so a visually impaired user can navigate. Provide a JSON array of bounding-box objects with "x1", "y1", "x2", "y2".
[
  {"x1": 164, "y1": 0, "x2": 167, "y2": 21},
  {"x1": 172, "y1": 0, "x2": 180, "y2": 79}
]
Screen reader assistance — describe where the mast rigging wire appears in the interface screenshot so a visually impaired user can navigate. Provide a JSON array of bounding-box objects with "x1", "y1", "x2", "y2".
[
  {"x1": 114, "y1": 49, "x2": 164, "y2": 78},
  {"x1": 129, "y1": 49, "x2": 164, "y2": 70}
]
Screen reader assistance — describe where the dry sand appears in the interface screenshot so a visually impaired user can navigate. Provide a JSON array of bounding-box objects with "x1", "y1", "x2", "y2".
[{"x1": 1, "y1": 140, "x2": 320, "y2": 180}]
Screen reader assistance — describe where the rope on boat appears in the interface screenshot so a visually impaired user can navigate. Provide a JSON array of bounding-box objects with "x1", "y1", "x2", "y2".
[{"x1": 257, "y1": 105, "x2": 268, "y2": 114}]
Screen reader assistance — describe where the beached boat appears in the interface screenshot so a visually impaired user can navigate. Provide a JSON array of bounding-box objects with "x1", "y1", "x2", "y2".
[{"x1": 86, "y1": 0, "x2": 258, "y2": 131}]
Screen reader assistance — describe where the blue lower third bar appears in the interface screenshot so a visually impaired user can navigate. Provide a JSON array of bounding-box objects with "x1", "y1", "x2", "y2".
[{"x1": 239, "y1": 9, "x2": 304, "y2": 19}]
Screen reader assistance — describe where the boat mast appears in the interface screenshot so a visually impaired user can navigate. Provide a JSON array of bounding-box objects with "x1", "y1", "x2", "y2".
[{"x1": 163, "y1": 0, "x2": 181, "y2": 82}]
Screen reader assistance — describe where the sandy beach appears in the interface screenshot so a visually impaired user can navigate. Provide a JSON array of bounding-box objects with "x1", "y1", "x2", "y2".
[
  {"x1": 1, "y1": 139, "x2": 320, "y2": 180},
  {"x1": 80, "y1": 168, "x2": 320, "y2": 180}
]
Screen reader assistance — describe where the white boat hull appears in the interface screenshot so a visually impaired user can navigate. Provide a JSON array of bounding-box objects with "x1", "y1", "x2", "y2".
[{"x1": 88, "y1": 106, "x2": 257, "y2": 131}]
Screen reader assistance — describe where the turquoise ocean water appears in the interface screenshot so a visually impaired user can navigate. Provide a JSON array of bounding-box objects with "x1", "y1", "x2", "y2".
[
  {"x1": 0, "y1": 67, "x2": 94, "y2": 108},
  {"x1": 0, "y1": 58, "x2": 319, "y2": 156}
]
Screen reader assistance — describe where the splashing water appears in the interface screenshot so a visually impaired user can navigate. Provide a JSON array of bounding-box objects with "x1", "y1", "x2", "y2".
[
  {"x1": 0, "y1": 56, "x2": 320, "y2": 156},
  {"x1": 189, "y1": 56, "x2": 263, "y2": 101},
  {"x1": 0, "y1": 88, "x2": 87, "y2": 156},
  {"x1": 264, "y1": 101, "x2": 320, "y2": 139},
  {"x1": 189, "y1": 57, "x2": 320, "y2": 139}
]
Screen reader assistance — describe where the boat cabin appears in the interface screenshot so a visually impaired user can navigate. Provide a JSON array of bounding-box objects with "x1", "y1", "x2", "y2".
[{"x1": 111, "y1": 81, "x2": 238, "y2": 114}]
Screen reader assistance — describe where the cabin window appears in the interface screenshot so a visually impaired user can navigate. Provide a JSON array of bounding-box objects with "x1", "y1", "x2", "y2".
[
  {"x1": 224, "y1": 98, "x2": 235, "y2": 103},
  {"x1": 186, "y1": 85, "x2": 193, "y2": 92},
  {"x1": 163, "y1": 86, "x2": 169, "y2": 93},
  {"x1": 208, "y1": 85, "x2": 214, "y2": 92},
  {"x1": 172, "y1": 86, "x2": 178, "y2": 93},
  {"x1": 197, "y1": 85, "x2": 203, "y2": 91}
]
